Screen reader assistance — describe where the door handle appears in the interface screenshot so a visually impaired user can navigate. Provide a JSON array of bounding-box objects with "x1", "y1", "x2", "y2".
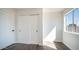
[
  {"x1": 36, "y1": 30, "x2": 38, "y2": 32},
  {"x1": 12, "y1": 30, "x2": 15, "y2": 32}
]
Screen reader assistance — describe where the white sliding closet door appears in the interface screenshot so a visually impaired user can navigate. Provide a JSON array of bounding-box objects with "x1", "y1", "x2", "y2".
[{"x1": 16, "y1": 15, "x2": 39, "y2": 44}]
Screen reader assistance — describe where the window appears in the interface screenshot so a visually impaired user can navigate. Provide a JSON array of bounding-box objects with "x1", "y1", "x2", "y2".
[{"x1": 65, "y1": 8, "x2": 79, "y2": 33}]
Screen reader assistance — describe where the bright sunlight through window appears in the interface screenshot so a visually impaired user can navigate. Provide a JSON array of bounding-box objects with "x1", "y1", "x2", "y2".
[{"x1": 64, "y1": 8, "x2": 79, "y2": 34}]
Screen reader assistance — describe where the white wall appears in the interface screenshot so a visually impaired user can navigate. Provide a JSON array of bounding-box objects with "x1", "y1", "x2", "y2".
[
  {"x1": 63, "y1": 9, "x2": 79, "y2": 50},
  {"x1": 43, "y1": 9, "x2": 63, "y2": 42},
  {"x1": 0, "y1": 9, "x2": 16, "y2": 49},
  {"x1": 15, "y1": 8, "x2": 43, "y2": 45},
  {"x1": 0, "y1": 8, "x2": 66, "y2": 49}
]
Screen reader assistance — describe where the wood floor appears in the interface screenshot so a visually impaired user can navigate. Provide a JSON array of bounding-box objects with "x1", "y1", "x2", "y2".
[{"x1": 2, "y1": 42, "x2": 70, "y2": 50}]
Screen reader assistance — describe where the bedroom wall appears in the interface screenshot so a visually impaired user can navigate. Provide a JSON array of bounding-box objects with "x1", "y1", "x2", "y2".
[
  {"x1": 0, "y1": 9, "x2": 16, "y2": 49},
  {"x1": 43, "y1": 9, "x2": 63, "y2": 42}
]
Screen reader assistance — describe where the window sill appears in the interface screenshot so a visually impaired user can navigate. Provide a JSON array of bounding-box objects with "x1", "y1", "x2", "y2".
[{"x1": 64, "y1": 31, "x2": 79, "y2": 35}]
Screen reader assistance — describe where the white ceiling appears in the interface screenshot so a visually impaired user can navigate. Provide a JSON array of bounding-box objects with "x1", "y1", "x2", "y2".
[
  {"x1": 15, "y1": 8, "x2": 65, "y2": 12},
  {"x1": 15, "y1": 8, "x2": 41, "y2": 11}
]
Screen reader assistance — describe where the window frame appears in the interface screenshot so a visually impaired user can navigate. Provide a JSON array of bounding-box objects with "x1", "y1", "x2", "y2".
[{"x1": 64, "y1": 8, "x2": 79, "y2": 35}]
